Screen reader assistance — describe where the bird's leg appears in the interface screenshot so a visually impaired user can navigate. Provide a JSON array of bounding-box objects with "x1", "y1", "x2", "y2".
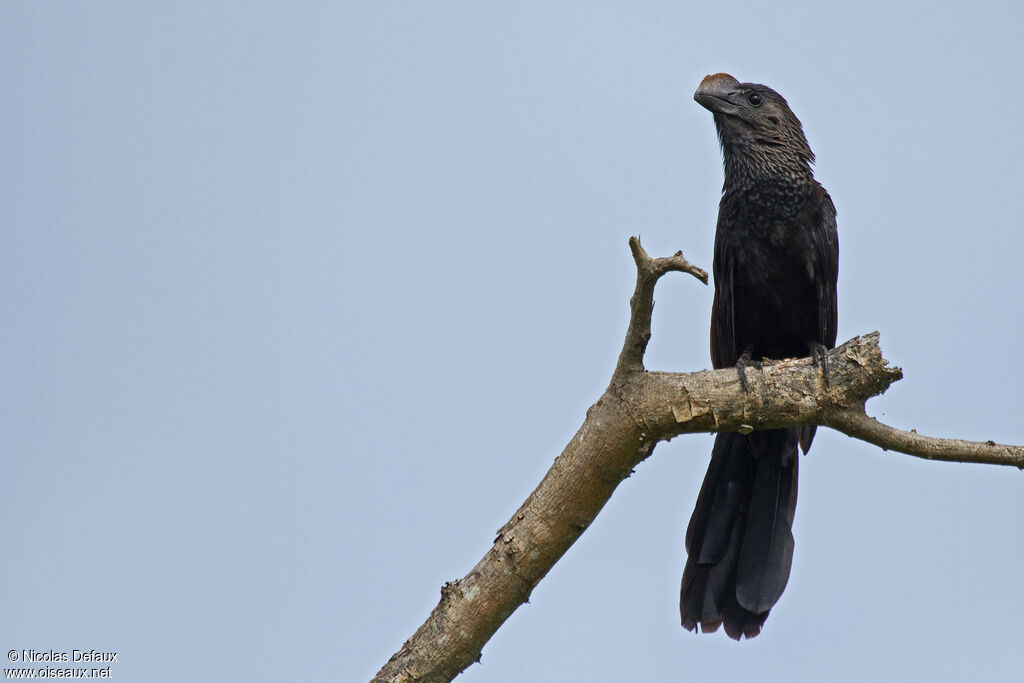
[
  {"x1": 736, "y1": 347, "x2": 761, "y2": 393},
  {"x1": 810, "y1": 343, "x2": 830, "y2": 388}
]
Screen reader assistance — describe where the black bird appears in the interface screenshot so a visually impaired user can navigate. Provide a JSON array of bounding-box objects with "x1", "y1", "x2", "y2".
[{"x1": 680, "y1": 73, "x2": 838, "y2": 639}]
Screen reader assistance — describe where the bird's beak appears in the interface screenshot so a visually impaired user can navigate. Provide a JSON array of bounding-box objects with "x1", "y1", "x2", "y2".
[{"x1": 695, "y1": 73, "x2": 742, "y2": 115}]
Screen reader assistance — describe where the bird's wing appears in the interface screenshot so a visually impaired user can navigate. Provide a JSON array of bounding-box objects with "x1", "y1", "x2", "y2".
[
  {"x1": 814, "y1": 186, "x2": 839, "y2": 349},
  {"x1": 711, "y1": 229, "x2": 738, "y2": 370}
]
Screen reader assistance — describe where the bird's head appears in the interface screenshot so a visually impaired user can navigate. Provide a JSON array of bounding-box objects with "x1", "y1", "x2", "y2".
[{"x1": 694, "y1": 73, "x2": 814, "y2": 178}]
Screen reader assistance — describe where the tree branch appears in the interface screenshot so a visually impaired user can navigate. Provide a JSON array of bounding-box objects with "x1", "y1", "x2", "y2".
[
  {"x1": 371, "y1": 239, "x2": 1024, "y2": 683},
  {"x1": 824, "y1": 408, "x2": 1024, "y2": 467},
  {"x1": 615, "y1": 236, "x2": 708, "y2": 376},
  {"x1": 636, "y1": 339, "x2": 1023, "y2": 467}
]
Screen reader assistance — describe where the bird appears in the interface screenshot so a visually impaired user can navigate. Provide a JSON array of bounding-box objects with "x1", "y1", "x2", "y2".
[{"x1": 680, "y1": 73, "x2": 839, "y2": 640}]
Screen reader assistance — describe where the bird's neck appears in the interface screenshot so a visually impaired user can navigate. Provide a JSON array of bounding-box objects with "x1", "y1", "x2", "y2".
[{"x1": 721, "y1": 148, "x2": 814, "y2": 199}]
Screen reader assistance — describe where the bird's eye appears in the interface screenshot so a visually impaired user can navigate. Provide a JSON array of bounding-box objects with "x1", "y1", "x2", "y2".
[{"x1": 747, "y1": 92, "x2": 763, "y2": 106}]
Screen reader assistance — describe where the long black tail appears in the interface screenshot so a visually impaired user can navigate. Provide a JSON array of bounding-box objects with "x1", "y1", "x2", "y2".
[{"x1": 679, "y1": 428, "x2": 800, "y2": 639}]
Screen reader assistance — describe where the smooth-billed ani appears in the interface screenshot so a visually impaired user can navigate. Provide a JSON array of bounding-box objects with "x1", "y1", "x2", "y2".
[{"x1": 680, "y1": 73, "x2": 838, "y2": 639}]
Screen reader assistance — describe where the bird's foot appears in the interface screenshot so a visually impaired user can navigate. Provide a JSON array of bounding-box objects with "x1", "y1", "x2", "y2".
[
  {"x1": 811, "y1": 343, "x2": 831, "y2": 388},
  {"x1": 736, "y1": 351, "x2": 762, "y2": 393}
]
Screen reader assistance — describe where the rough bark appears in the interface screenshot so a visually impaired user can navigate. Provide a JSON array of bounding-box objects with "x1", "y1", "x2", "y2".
[{"x1": 371, "y1": 238, "x2": 1024, "y2": 683}]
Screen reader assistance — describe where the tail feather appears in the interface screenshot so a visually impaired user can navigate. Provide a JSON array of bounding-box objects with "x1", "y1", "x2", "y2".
[
  {"x1": 736, "y1": 429, "x2": 798, "y2": 614},
  {"x1": 680, "y1": 428, "x2": 800, "y2": 639},
  {"x1": 799, "y1": 425, "x2": 816, "y2": 454},
  {"x1": 681, "y1": 519, "x2": 741, "y2": 634},
  {"x1": 693, "y1": 433, "x2": 754, "y2": 563}
]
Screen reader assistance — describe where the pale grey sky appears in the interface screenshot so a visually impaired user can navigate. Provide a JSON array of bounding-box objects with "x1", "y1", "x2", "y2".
[{"x1": 2, "y1": 3, "x2": 1022, "y2": 682}]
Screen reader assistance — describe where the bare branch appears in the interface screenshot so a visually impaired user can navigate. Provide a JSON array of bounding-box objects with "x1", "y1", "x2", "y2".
[
  {"x1": 371, "y1": 239, "x2": 1023, "y2": 683},
  {"x1": 636, "y1": 332, "x2": 901, "y2": 438},
  {"x1": 637, "y1": 336, "x2": 1024, "y2": 467},
  {"x1": 615, "y1": 236, "x2": 707, "y2": 376},
  {"x1": 824, "y1": 408, "x2": 1024, "y2": 467}
]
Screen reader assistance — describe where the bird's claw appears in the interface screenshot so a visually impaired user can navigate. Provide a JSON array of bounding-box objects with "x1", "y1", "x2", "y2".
[
  {"x1": 736, "y1": 351, "x2": 762, "y2": 393},
  {"x1": 811, "y1": 344, "x2": 831, "y2": 388}
]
